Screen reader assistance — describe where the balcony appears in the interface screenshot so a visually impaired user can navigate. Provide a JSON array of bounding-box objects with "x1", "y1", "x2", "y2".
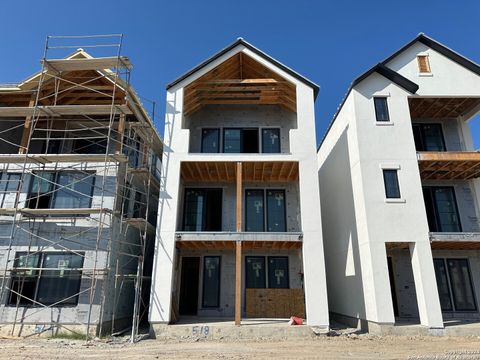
[{"x1": 417, "y1": 151, "x2": 480, "y2": 180}]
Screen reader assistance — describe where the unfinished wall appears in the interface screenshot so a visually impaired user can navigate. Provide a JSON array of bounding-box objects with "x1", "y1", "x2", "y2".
[
  {"x1": 387, "y1": 249, "x2": 420, "y2": 318},
  {"x1": 174, "y1": 248, "x2": 303, "y2": 318},
  {"x1": 422, "y1": 179, "x2": 480, "y2": 232},
  {"x1": 410, "y1": 118, "x2": 463, "y2": 151},
  {"x1": 176, "y1": 181, "x2": 301, "y2": 232},
  {"x1": 185, "y1": 104, "x2": 297, "y2": 153}
]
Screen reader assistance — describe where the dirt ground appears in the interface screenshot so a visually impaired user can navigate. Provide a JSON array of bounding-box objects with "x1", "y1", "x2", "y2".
[{"x1": 1, "y1": 334, "x2": 480, "y2": 360}]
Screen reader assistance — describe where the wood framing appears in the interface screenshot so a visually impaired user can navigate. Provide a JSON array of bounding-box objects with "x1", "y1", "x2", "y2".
[
  {"x1": 417, "y1": 151, "x2": 480, "y2": 180},
  {"x1": 42, "y1": 56, "x2": 132, "y2": 72},
  {"x1": 236, "y1": 162, "x2": 242, "y2": 232},
  {"x1": 409, "y1": 97, "x2": 480, "y2": 118},
  {"x1": 180, "y1": 161, "x2": 299, "y2": 183},
  {"x1": 235, "y1": 240, "x2": 242, "y2": 326},
  {"x1": 183, "y1": 52, "x2": 296, "y2": 115}
]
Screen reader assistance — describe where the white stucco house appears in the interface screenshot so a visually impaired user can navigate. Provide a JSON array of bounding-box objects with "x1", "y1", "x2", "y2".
[
  {"x1": 317, "y1": 33, "x2": 480, "y2": 334},
  {"x1": 149, "y1": 38, "x2": 329, "y2": 333}
]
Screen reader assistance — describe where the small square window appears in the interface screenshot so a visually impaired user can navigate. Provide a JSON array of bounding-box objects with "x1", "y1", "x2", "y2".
[
  {"x1": 383, "y1": 169, "x2": 401, "y2": 199},
  {"x1": 374, "y1": 97, "x2": 390, "y2": 122},
  {"x1": 417, "y1": 55, "x2": 431, "y2": 73}
]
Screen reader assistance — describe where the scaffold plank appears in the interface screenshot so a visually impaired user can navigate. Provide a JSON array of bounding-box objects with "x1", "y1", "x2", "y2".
[
  {"x1": 42, "y1": 56, "x2": 132, "y2": 72},
  {"x1": 0, "y1": 104, "x2": 132, "y2": 117}
]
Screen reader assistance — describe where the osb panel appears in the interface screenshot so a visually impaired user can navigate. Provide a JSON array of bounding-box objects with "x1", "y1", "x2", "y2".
[{"x1": 245, "y1": 288, "x2": 305, "y2": 319}]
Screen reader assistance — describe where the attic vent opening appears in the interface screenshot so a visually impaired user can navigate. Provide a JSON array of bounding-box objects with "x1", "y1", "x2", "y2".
[{"x1": 417, "y1": 55, "x2": 431, "y2": 73}]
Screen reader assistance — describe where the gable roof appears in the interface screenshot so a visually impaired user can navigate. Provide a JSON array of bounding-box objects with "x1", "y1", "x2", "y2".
[
  {"x1": 318, "y1": 33, "x2": 480, "y2": 151},
  {"x1": 166, "y1": 38, "x2": 320, "y2": 98},
  {"x1": 383, "y1": 33, "x2": 480, "y2": 76}
]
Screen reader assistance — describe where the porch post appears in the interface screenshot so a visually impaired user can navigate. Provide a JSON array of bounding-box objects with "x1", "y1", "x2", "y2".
[{"x1": 235, "y1": 162, "x2": 242, "y2": 326}]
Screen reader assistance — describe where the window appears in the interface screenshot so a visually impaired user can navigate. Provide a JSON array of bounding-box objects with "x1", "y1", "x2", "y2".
[
  {"x1": 433, "y1": 258, "x2": 453, "y2": 311},
  {"x1": 27, "y1": 172, "x2": 95, "y2": 211},
  {"x1": 245, "y1": 189, "x2": 287, "y2": 232},
  {"x1": 417, "y1": 55, "x2": 431, "y2": 73},
  {"x1": 73, "y1": 137, "x2": 108, "y2": 155},
  {"x1": 8, "y1": 252, "x2": 84, "y2": 307},
  {"x1": 433, "y1": 258, "x2": 477, "y2": 312},
  {"x1": 0, "y1": 173, "x2": 20, "y2": 208},
  {"x1": 262, "y1": 128, "x2": 281, "y2": 153},
  {"x1": 245, "y1": 189, "x2": 265, "y2": 232},
  {"x1": 412, "y1": 123, "x2": 446, "y2": 151},
  {"x1": 245, "y1": 256, "x2": 289, "y2": 289},
  {"x1": 245, "y1": 257, "x2": 266, "y2": 288},
  {"x1": 383, "y1": 170, "x2": 401, "y2": 199},
  {"x1": 266, "y1": 190, "x2": 286, "y2": 232},
  {"x1": 201, "y1": 129, "x2": 220, "y2": 153},
  {"x1": 202, "y1": 256, "x2": 220, "y2": 307},
  {"x1": 268, "y1": 256, "x2": 289, "y2": 289},
  {"x1": 423, "y1": 186, "x2": 461, "y2": 232},
  {"x1": 183, "y1": 188, "x2": 222, "y2": 231},
  {"x1": 223, "y1": 128, "x2": 259, "y2": 153},
  {"x1": 122, "y1": 134, "x2": 141, "y2": 167},
  {"x1": 374, "y1": 97, "x2": 390, "y2": 122}
]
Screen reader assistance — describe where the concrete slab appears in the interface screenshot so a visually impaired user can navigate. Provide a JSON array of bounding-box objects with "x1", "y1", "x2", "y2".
[{"x1": 151, "y1": 317, "x2": 327, "y2": 340}]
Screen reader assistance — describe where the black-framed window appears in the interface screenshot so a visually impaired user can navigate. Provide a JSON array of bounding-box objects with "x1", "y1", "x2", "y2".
[
  {"x1": 245, "y1": 256, "x2": 289, "y2": 289},
  {"x1": 0, "y1": 172, "x2": 21, "y2": 208},
  {"x1": 201, "y1": 128, "x2": 220, "y2": 153},
  {"x1": 245, "y1": 189, "x2": 265, "y2": 232},
  {"x1": 202, "y1": 256, "x2": 221, "y2": 308},
  {"x1": 223, "y1": 128, "x2": 258, "y2": 153},
  {"x1": 245, "y1": 189, "x2": 287, "y2": 232},
  {"x1": 433, "y1": 258, "x2": 477, "y2": 312},
  {"x1": 412, "y1": 123, "x2": 446, "y2": 152},
  {"x1": 245, "y1": 256, "x2": 266, "y2": 288},
  {"x1": 383, "y1": 170, "x2": 401, "y2": 199},
  {"x1": 266, "y1": 190, "x2": 286, "y2": 232},
  {"x1": 422, "y1": 186, "x2": 461, "y2": 232},
  {"x1": 27, "y1": 172, "x2": 95, "y2": 210},
  {"x1": 268, "y1": 256, "x2": 289, "y2": 289},
  {"x1": 262, "y1": 128, "x2": 281, "y2": 153},
  {"x1": 183, "y1": 188, "x2": 222, "y2": 231},
  {"x1": 8, "y1": 252, "x2": 84, "y2": 307},
  {"x1": 433, "y1": 258, "x2": 453, "y2": 311},
  {"x1": 374, "y1": 97, "x2": 390, "y2": 122}
]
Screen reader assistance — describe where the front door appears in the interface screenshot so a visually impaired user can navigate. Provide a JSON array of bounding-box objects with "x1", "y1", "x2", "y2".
[{"x1": 179, "y1": 257, "x2": 200, "y2": 315}]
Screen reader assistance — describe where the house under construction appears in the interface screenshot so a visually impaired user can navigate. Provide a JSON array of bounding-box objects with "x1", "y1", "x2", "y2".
[{"x1": 0, "y1": 35, "x2": 163, "y2": 339}]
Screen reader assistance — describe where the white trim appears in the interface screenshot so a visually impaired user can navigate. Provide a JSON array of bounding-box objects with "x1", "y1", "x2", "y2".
[
  {"x1": 376, "y1": 121, "x2": 395, "y2": 126},
  {"x1": 385, "y1": 198, "x2": 406, "y2": 204},
  {"x1": 379, "y1": 163, "x2": 401, "y2": 170}
]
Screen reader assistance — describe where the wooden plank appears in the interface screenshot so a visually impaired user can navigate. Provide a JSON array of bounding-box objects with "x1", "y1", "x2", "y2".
[
  {"x1": 42, "y1": 56, "x2": 132, "y2": 72},
  {"x1": 115, "y1": 113, "x2": 126, "y2": 154},
  {"x1": 0, "y1": 104, "x2": 132, "y2": 117},
  {"x1": 18, "y1": 97, "x2": 36, "y2": 154},
  {"x1": 236, "y1": 162, "x2": 242, "y2": 232},
  {"x1": 235, "y1": 240, "x2": 242, "y2": 326}
]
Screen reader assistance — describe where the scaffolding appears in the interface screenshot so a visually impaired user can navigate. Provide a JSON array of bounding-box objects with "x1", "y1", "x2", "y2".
[{"x1": 0, "y1": 35, "x2": 162, "y2": 342}]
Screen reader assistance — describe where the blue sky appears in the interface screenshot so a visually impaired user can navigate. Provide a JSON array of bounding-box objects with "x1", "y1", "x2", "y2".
[{"x1": 1, "y1": 0, "x2": 480, "y2": 146}]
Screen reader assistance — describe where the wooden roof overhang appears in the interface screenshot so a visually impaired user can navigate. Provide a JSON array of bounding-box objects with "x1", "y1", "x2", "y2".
[
  {"x1": 430, "y1": 241, "x2": 480, "y2": 250},
  {"x1": 0, "y1": 69, "x2": 127, "y2": 109},
  {"x1": 417, "y1": 151, "x2": 480, "y2": 180},
  {"x1": 183, "y1": 53, "x2": 297, "y2": 116},
  {"x1": 180, "y1": 161, "x2": 299, "y2": 183},
  {"x1": 409, "y1": 97, "x2": 480, "y2": 118}
]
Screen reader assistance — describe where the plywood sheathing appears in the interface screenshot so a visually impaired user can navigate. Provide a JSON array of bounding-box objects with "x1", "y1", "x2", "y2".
[
  {"x1": 183, "y1": 53, "x2": 296, "y2": 115},
  {"x1": 245, "y1": 288, "x2": 306, "y2": 319},
  {"x1": 180, "y1": 161, "x2": 299, "y2": 183},
  {"x1": 417, "y1": 151, "x2": 480, "y2": 180},
  {"x1": 409, "y1": 97, "x2": 480, "y2": 118}
]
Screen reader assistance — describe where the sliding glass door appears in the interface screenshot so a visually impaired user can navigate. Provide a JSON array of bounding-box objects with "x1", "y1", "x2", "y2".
[
  {"x1": 422, "y1": 186, "x2": 461, "y2": 232},
  {"x1": 183, "y1": 188, "x2": 222, "y2": 231}
]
